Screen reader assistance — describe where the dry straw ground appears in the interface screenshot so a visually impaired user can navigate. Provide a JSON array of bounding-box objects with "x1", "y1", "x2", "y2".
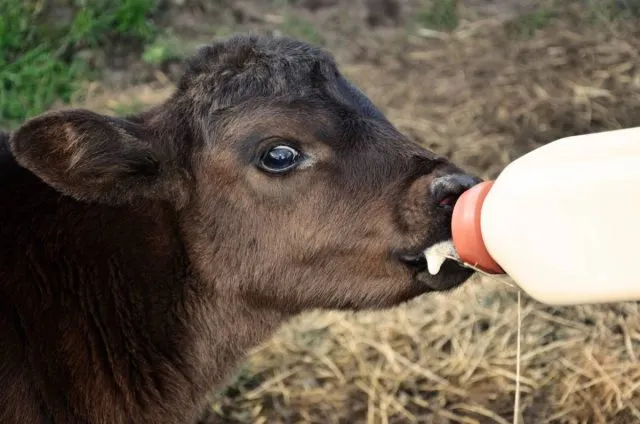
[{"x1": 70, "y1": 1, "x2": 640, "y2": 422}]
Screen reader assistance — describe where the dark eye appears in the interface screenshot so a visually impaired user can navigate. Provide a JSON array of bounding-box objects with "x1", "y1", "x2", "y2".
[{"x1": 259, "y1": 145, "x2": 302, "y2": 174}]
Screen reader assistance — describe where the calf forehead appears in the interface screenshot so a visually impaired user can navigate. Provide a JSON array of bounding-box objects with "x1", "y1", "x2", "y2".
[
  {"x1": 178, "y1": 35, "x2": 387, "y2": 123},
  {"x1": 179, "y1": 35, "x2": 337, "y2": 113},
  {"x1": 332, "y1": 76, "x2": 387, "y2": 122}
]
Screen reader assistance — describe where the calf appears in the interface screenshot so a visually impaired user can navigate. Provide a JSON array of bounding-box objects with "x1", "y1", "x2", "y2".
[{"x1": 0, "y1": 34, "x2": 480, "y2": 423}]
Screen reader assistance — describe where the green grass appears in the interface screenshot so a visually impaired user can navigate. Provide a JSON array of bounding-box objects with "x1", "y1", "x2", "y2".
[
  {"x1": 508, "y1": 8, "x2": 556, "y2": 38},
  {"x1": 279, "y1": 14, "x2": 323, "y2": 45},
  {"x1": 142, "y1": 31, "x2": 182, "y2": 66},
  {"x1": 0, "y1": 0, "x2": 158, "y2": 129},
  {"x1": 418, "y1": 0, "x2": 459, "y2": 31}
]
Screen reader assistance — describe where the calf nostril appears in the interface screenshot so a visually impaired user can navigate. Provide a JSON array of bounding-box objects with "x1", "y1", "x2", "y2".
[
  {"x1": 430, "y1": 174, "x2": 482, "y2": 208},
  {"x1": 438, "y1": 195, "x2": 458, "y2": 207}
]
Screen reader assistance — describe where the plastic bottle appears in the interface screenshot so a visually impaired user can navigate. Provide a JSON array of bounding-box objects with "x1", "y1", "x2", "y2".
[{"x1": 451, "y1": 126, "x2": 640, "y2": 306}]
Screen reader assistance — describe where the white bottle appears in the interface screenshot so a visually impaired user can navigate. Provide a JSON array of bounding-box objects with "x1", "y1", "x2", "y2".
[{"x1": 451, "y1": 126, "x2": 640, "y2": 306}]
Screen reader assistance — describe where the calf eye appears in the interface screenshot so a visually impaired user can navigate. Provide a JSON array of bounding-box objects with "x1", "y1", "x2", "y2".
[{"x1": 259, "y1": 145, "x2": 302, "y2": 174}]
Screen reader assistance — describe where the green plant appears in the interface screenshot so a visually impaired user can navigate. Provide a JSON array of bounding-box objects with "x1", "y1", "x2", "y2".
[
  {"x1": 0, "y1": 0, "x2": 158, "y2": 129},
  {"x1": 69, "y1": 0, "x2": 157, "y2": 46},
  {"x1": 509, "y1": 8, "x2": 556, "y2": 38},
  {"x1": 142, "y1": 32, "x2": 184, "y2": 65},
  {"x1": 418, "y1": 0, "x2": 459, "y2": 31},
  {"x1": 280, "y1": 15, "x2": 323, "y2": 45}
]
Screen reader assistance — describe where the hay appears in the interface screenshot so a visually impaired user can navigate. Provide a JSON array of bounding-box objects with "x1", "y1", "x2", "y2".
[
  {"x1": 211, "y1": 280, "x2": 640, "y2": 423},
  {"x1": 204, "y1": 3, "x2": 640, "y2": 423}
]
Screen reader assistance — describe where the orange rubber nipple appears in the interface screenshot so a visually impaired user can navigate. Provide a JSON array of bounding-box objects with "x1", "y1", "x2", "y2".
[{"x1": 451, "y1": 181, "x2": 504, "y2": 274}]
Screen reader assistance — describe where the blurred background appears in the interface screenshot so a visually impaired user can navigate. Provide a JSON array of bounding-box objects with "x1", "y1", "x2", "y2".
[{"x1": 2, "y1": 0, "x2": 640, "y2": 422}]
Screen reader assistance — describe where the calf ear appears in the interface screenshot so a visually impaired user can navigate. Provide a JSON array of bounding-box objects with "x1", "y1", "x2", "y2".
[{"x1": 9, "y1": 109, "x2": 182, "y2": 205}]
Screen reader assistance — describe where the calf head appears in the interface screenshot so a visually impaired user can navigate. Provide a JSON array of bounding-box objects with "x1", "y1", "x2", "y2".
[{"x1": 9, "y1": 35, "x2": 479, "y2": 315}]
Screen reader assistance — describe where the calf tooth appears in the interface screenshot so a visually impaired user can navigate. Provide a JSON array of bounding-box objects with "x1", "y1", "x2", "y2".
[{"x1": 423, "y1": 240, "x2": 457, "y2": 276}]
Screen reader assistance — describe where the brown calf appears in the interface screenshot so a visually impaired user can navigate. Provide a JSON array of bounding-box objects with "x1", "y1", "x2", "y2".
[{"x1": 0, "y1": 34, "x2": 480, "y2": 423}]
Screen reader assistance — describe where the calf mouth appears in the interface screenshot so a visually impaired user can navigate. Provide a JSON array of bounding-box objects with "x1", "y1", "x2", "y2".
[{"x1": 396, "y1": 239, "x2": 475, "y2": 291}]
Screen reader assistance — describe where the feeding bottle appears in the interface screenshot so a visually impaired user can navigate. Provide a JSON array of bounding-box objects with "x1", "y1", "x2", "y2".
[{"x1": 450, "y1": 126, "x2": 640, "y2": 306}]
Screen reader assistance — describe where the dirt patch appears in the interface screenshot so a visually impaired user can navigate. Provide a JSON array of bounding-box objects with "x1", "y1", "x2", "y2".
[{"x1": 65, "y1": 1, "x2": 640, "y2": 422}]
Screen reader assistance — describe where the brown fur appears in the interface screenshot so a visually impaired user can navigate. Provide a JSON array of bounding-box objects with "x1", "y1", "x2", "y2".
[{"x1": 0, "y1": 34, "x2": 480, "y2": 423}]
